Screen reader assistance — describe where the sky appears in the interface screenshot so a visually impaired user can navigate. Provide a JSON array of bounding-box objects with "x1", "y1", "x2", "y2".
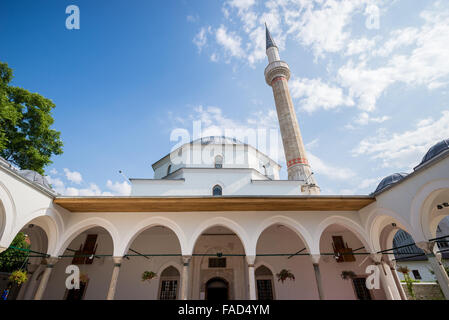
[{"x1": 1, "y1": 0, "x2": 449, "y2": 196}]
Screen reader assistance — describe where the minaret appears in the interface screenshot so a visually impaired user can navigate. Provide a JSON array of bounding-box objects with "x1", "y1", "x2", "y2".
[{"x1": 264, "y1": 25, "x2": 320, "y2": 195}]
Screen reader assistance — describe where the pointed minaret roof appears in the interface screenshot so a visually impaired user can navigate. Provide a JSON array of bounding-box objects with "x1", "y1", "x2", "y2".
[{"x1": 265, "y1": 23, "x2": 277, "y2": 50}]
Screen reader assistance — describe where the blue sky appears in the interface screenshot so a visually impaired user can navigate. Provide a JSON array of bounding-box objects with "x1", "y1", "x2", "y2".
[{"x1": 1, "y1": 0, "x2": 449, "y2": 195}]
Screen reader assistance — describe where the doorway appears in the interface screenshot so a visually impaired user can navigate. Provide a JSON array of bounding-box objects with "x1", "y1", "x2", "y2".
[{"x1": 206, "y1": 278, "x2": 229, "y2": 301}]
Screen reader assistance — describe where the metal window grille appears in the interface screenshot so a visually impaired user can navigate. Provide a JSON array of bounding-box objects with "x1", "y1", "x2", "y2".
[
  {"x1": 159, "y1": 280, "x2": 177, "y2": 300},
  {"x1": 352, "y1": 278, "x2": 371, "y2": 300},
  {"x1": 256, "y1": 279, "x2": 273, "y2": 300}
]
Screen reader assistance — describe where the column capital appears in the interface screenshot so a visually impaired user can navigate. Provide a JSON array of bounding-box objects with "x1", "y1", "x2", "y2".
[
  {"x1": 310, "y1": 254, "x2": 320, "y2": 265},
  {"x1": 370, "y1": 253, "x2": 383, "y2": 265},
  {"x1": 112, "y1": 256, "x2": 123, "y2": 266},
  {"x1": 388, "y1": 260, "x2": 397, "y2": 270},
  {"x1": 182, "y1": 255, "x2": 192, "y2": 266},
  {"x1": 246, "y1": 255, "x2": 256, "y2": 266},
  {"x1": 416, "y1": 241, "x2": 436, "y2": 255},
  {"x1": 43, "y1": 257, "x2": 59, "y2": 267}
]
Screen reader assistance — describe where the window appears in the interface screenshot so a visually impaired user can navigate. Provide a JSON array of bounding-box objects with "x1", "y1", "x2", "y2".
[
  {"x1": 160, "y1": 280, "x2": 178, "y2": 300},
  {"x1": 209, "y1": 258, "x2": 226, "y2": 268},
  {"x1": 257, "y1": 280, "x2": 273, "y2": 300},
  {"x1": 256, "y1": 266, "x2": 274, "y2": 300},
  {"x1": 215, "y1": 155, "x2": 223, "y2": 169},
  {"x1": 167, "y1": 164, "x2": 172, "y2": 176},
  {"x1": 412, "y1": 270, "x2": 422, "y2": 280},
  {"x1": 72, "y1": 234, "x2": 98, "y2": 265},
  {"x1": 213, "y1": 185, "x2": 222, "y2": 196},
  {"x1": 352, "y1": 277, "x2": 371, "y2": 300},
  {"x1": 332, "y1": 236, "x2": 355, "y2": 262},
  {"x1": 159, "y1": 266, "x2": 179, "y2": 300},
  {"x1": 66, "y1": 279, "x2": 88, "y2": 300}
]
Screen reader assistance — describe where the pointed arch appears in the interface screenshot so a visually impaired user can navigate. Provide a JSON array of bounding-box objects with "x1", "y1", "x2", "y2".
[
  {"x1": 367, "y1": 209, "x2": 413, "y2": 252},
  {"x1": 55, "y1": 217, "x2": 120, "y2": 257},
  {"x1": 252, "y1": 215, "x2": 313, "y2": 254},
  {"x1": 188, "y1": 217, "x2": 251, "y2": 256},
  {"x1": 313, "y1": 216, "x2": 372, "y2": 254},
  {"x1": 119, "y1": 216, "x2": 187, "y2": 256},
  {"x1": 410, "y1": 179, "x2": 449, "y2": 240},
  {"x1": 0, "y1": 180, "x2": 16, "y2": 246}
]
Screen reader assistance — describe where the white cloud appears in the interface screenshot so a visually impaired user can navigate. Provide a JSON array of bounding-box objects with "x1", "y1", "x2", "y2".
[
  {"x1": 228, "y1": 0, "x2": 255, "y2": 11},
  {"x1": 339, "y1": 4, "x2": 449, "y2": 111},
  {"x1": 353, "y1": 111, "x2": 449, "y2": 169},
  {"x1": 63, "y1": 168, "x2": 83, "y2": 184},
  {"x1": 290, "y1": 78, "x2": 354, "y2": 113},
  {"x1": 215, "y1": 25, "x2": 245, "y2": 58},
  {"x1": 289, "y1": 0, "x2": 365, "y2": 58},
  {"x1": 339, "y1": 177, "x2": 381, "y2": 195},
  {"x1": 106, "y1": 180, "x2": 132, "y2": 196},
  {"x1": 193, "y1": 27, "x2": 210, "y2": 53},
  {"x1": 346, "y1": 37, "x2": 376, "y2": 56},
  {"x1": 345, "y1": 112, "x2": 390, "y2": 129},
  {"x1": 210, "y1": 53, "x2": 219, "y2": 62},
  {"x1": 309, "y1": 151, "x2": 356, "y2": 181},
  {"x1": 46, "y1": 169, "x2": 130, "y2": 196}
]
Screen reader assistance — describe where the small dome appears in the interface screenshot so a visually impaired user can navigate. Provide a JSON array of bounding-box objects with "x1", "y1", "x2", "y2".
[
  {"x1": 374, "y1": 173, "x2": 408, "y2": 194},
  {"x1": 19, "y1": 170, "x2": 52, "y2": 190},
  {"x1": 417, "y1": 139, "x2": 449, "y2": 168}
]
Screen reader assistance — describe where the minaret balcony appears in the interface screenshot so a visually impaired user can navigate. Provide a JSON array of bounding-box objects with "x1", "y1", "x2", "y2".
[{"x1": 264, "y1": 60, "x2": 291, "y2": 86}]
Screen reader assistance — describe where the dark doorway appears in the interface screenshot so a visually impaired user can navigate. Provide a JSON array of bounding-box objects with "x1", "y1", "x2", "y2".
[
  {"x1": 206, "y1": 278, "x2": 228, "y2": 301},
  {"x1": 66, "y1": 281, "x2": 88, "y2": 300}
]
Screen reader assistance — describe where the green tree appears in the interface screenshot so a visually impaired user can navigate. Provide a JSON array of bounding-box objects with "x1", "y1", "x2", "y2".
[
  {"x1": 0, "y1": 61, "x2": 63, "y2": 174},
  {"x1": 0, "y1": 232, "x2": 30, "y2": 273}
]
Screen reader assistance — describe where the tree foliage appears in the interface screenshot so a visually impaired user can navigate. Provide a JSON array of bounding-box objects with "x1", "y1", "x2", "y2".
[
  {"x1": 0, "y1": 61, "x2": 63, "y2": 174},
  {"x1": 0, "y1": 232, "x2": 30, "y2": 273}
]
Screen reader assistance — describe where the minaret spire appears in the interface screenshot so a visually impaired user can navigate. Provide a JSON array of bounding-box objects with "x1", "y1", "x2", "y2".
[
  {"x1": 265, "y1": 23, "x2": 277, "y2": 50},
  {"x1": 264, "y1": 24, "x2": 320, "y2": 195}
]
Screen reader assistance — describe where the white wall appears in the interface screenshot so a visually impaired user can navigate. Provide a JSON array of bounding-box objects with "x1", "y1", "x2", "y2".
[{"x1": 131, "y1": 168, "x2": 302, "y2": 196}]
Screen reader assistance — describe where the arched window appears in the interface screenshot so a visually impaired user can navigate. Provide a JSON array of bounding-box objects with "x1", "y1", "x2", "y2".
[
  {"x1": 212, "y1": 185, "x2": 222, "y2": 196},
  {"x1": 255, "y1": 266, "x2": 274, "y2": 300},
  {"x1": 215, "y1": 155, "x2": 223, "y2": 169},
  {"x1": 167, "y1": 164, "x2": 172, "y2": 176},
  {"x1": 159, "y1": 266, "x2": 180, "y2": 300}
]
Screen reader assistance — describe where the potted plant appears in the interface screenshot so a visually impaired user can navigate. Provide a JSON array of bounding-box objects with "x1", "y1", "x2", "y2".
[
  {"x1": 9, "y1": 270, "x2": 28, "y2": 285},
  {"x1": 141, "y1": 271, "x2": 157, "y2": 282},
  {"x1": 397, "y1": 265, "x2": 415, "y2": 299},
  {"x1": 80, "y1": 273, "x2": 89, "y2": 284},
  {"x1": 276, "y1": 269, "x2": 295, "y2": 283},
  {"x1": 341, "y1": 270, "x2": 356, "y2": 280}
]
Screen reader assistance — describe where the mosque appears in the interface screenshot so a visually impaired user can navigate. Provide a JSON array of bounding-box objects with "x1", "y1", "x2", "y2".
[{"x1": 0, "y1": 27, "x2": 448, "y2": 300}]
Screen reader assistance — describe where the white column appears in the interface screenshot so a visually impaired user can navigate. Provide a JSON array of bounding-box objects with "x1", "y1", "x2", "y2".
[
  {"x1": 417, "y1": 241, "x2": 449, "y2": 300},
  {"x1": 370, "y1": 254, "x2": 398, "y2": 300},
  {"x1": 34, "y1": 257, "x2": 59, "y2": 300},
  {"x1": 311, "y1": 254, "x2": 324, "y2": 300},
  {"x1": 180, "y1": 255, "x2": 191, "y2": 300},
  {"x1": 23, "y1": 264, "x2": 44, "y2": 300},
  {"x1": 106, "y1": 257, "x2": 123, "y2": 300},
  {"x1": 246, "y1": 255, "x2": 256, "y2": 300},
  {"x1": 388, "y1": 260, "x2": 407, "y2": 300}
]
